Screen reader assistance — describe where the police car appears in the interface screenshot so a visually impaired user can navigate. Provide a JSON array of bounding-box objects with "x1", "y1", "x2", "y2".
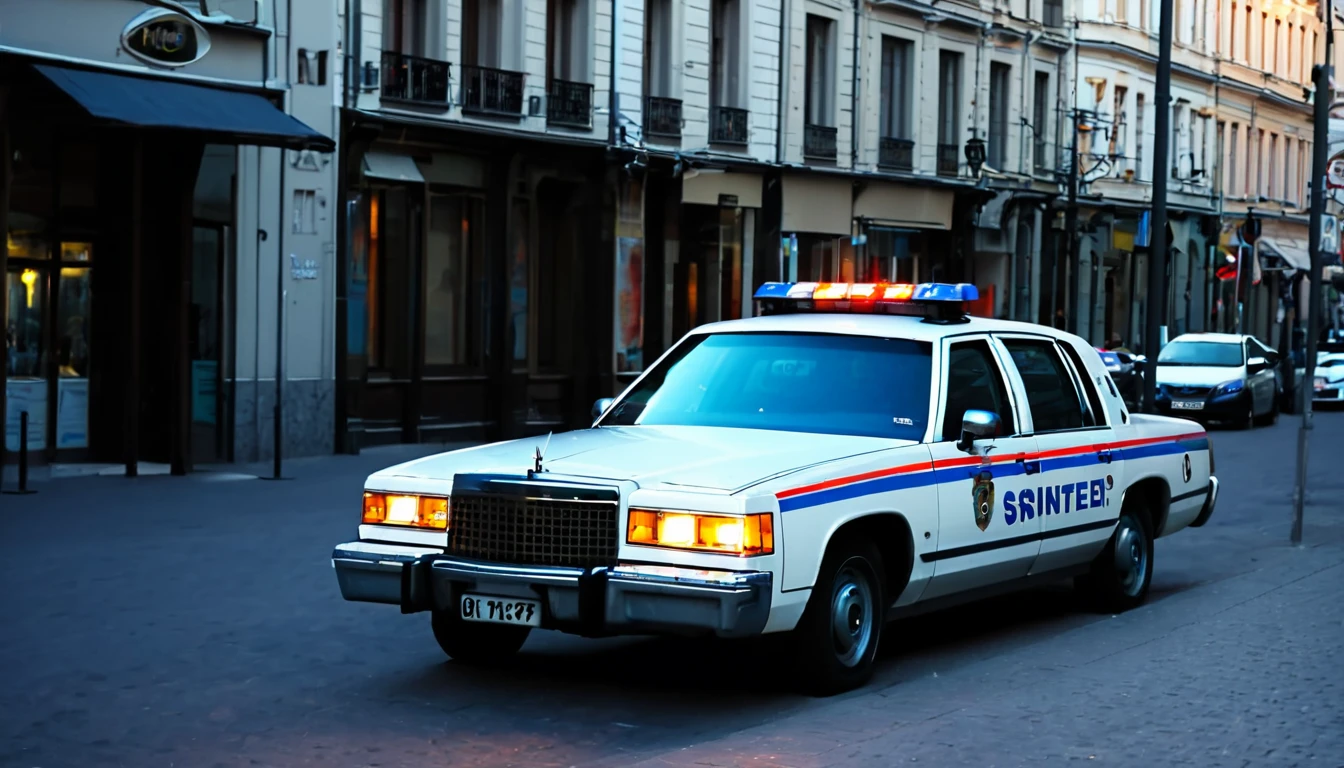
[{"x1": 333, "y1": 282, "x2": 1219, "y2": 694}]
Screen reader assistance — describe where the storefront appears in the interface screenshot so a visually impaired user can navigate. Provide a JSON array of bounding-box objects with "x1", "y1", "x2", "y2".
[
  {"x1": 1, "y1": 1, "x2": 334, "y2": 471},
  {"x1": 337, "y1": 118, "x2": 610, "y2": 450}
]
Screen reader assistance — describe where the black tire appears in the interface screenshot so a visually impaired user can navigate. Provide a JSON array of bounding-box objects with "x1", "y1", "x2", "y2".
[
  {"x1": 790, "y1": 537, "x2": 885, "y2": 696},
  {"x1": 1236, "y1": 400, "x2": 1255, "y2": 430},
  {"x1": 430, "y1": 609, "x2": 530, "y2": 665},
  {"x1": 1253, "y1": 396, "x2": 1279, "y2": 426},
  {"x1": 1078, "y1": 504, "x2": 1154, "y2": 614}
]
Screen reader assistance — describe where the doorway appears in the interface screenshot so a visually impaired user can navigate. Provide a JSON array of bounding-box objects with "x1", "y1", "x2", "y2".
[
  {"x1": 673, "y1": 204, "x2": 751, "y2": 339},
  {"x1": 190, "y1": 223, "x2": 229, "y2": 463}
]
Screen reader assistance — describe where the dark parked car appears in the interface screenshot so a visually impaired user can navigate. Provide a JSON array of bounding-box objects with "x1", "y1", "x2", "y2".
[{"x1": 1097, "y1": 348, "x2": 1144, "y2": 411}]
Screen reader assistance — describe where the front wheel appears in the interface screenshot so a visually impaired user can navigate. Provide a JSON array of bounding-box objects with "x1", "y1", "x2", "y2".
[
  {"x1": 1078, "y1": 506, "x2": 1154, "y2": 613},
  {"x1": 790, "y1": 539, "x2": 885, "y2": 696},
  {"x1": 431, "y1": 609, "x2": 530, "y2": 665}
]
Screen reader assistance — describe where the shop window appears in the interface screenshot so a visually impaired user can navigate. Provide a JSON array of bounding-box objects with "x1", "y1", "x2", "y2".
[
  {"x1": 7, "y1": 130, "x2": 54, "y2": 261},
  {"x1": 424, "y1": 194, "x2": 485, "y2": 368},
  {"x1": 5, "y1": 268, "x2": 47, "y2": 451},
  {"x1": 56, "y1": 265, "x2": 92, "y2": 449},
  {"x1": 508, "y1": 197, "x2": 529, "y2": 365},
  {"x1": 366, "y1": 188, "x2": 416, "y2": 377}
]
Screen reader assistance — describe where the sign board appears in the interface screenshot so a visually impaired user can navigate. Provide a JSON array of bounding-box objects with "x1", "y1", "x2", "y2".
[
  {"x1": 121, "y1": 8, "x2": 211, "y2": 68},
  {"x1": 1320, "y1": 215, "x2": 1340, "y2": 258}
]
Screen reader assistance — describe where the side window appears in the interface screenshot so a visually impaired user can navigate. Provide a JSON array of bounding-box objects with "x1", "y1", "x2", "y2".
[
  {"x1": 941, "y1": 340, "x2": 1016, "y2": 441},
  {"x1": 1001, "y1": 339, "x2": 1086, "y2": 432},
  {"x1": 1058, "y1": 341, "x2": 1108, "y2": 426}
]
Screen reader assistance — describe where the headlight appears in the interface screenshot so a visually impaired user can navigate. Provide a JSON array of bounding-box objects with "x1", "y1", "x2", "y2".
[
  {"x1": 1212, "y1": 379, "x2": 1244, "y2": 397},
  {"x1": 627, "y1": 509, "x2": 774, "y2": 556},
  {"x1": 362, "y1": 491, "x2": 449, "y2": 530},
  {"x1": 1315, "y1": 377, "x2": 1328, "y2": 391}
]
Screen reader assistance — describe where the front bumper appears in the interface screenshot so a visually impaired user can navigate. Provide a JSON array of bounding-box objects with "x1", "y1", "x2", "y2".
[
  {"x1": 331, "y1": 542, "x2": 773, "y2": 638},
  {"x1": 1312, "y1": 383, "x2": 1344, "y2": 403},
  {"x1": 1155, "y1": 390, "x2": 1248, "y2": 420}
]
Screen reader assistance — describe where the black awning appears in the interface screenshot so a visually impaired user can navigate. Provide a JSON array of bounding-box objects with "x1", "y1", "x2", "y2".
[{"x1": 34, "y1": 64, "x2": 335, "y2": 152}]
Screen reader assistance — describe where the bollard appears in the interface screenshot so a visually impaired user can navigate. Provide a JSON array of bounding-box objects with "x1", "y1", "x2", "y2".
[{"x1": 4, "y1": 410, "x2": 38, "y2": 495}]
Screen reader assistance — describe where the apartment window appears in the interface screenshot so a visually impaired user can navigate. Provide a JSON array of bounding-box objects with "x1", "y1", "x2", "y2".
[
  {"x1": 1033, "y1": 71, "x2": 1050, "y2": 170},
  {"x1": 988, "y1": 62, "x2": 1010, "y2": 169},
  {"x1": 1171, "y1": 103, "x2": 1184, "y2": 179},
  {"x1": 1284, "y1": 136, "x2": 1294, "y2": 204},
  {"x1": 1245, "y1": 7, "x2": 1252, "y2": 64},
  {"x1": 1256, "y1": 128, "x2": 1265, "y2": 197},
  {"x1": 937, "y1": 51, "x2": 963, "y2": 175},
  {"x1": 644, "y1": 0, "x2": 673, "y2": 97},
  {"x1": 1109, "y1": 85, "x2": 1127, "y2": 160},
  {"x1": 1269, "y1": 133, "x2": 1279, "y2": 198},
  {"x1": 1301, "y1": 27, "x2": 1309, "y2": 83},
  {"x1": 462, "y1": 0, "x2": 502, "y2": 67},
  {"x1": 1274, "y1": 19, "x2": 1283, "y2": 75},
  {"x1": 879, "y1": 37, "x2": 912, "y2": 140},
  {"x1": 547, "y1": 0, "x2": 588, "y2": 82},
  {"x1": 711, "y1": 0, "x2": 742, "y2": 107},
  {"x1": 1135, "y1": 93, "x2": 1145, "y2": 181},
  {"x1": 386, "y1": 0, "x2": 428, "y2": 56},
  {"x1": 1229, "y1": 123, "x2": 1239, "y2": 194},
  {"x1": 1308, "y1": 31, "x2": 1317, "y2": 83},
  {"x1": 1216, "y1": 121, "x2": 1226, "y2": 192},
  {"x1": 1300, "y1": 141, "x2": 1310, "y2": 206},
  {"x1": 805, "y1": 15, "x2": 835, "y2": 127}
]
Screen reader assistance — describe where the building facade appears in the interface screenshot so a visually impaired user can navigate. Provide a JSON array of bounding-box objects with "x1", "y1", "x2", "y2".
[{"x1": 1, "y1": 0, "x2": 337, "y2": 471}]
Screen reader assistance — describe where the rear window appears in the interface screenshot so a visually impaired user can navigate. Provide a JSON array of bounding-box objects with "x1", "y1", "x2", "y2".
[{"x1": 602, "y1": 332, "x2": 933, "y2": 440}]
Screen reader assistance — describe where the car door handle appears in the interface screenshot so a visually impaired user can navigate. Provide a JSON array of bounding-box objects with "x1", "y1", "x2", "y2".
[
  {"x1": 1018, "y1": 459, "x2": 1041, "y2": 475},
  {"x1": 1098, "y1": 449, "x2": 1114, "y2": 464}
]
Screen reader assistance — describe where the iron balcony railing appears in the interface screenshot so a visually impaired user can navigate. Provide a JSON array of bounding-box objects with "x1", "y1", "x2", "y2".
[
  {"x1": 937, "y1": 143, "x2": 960, "y2": 176},
  {"x1": 645, "y1": 96, "x2": 683, "y2": 138},
  {"x1": 460, "y1": 64, "x2": 525, "y2": 116},
  {"x1": 709, "y1": 106, "x2": 749, "y2": 145},
  {"x1": 804, "y1": 124, "x2": 838, "y2": 160},
  {"x1": 380, "y1": 50, "x2": 451, "y2": 105},
  {"x1": 878, "y1": 137, "x2": 914, "y2": 171},
  {"x1": 547, "y1": 79, "x2": 593, "y2": 128}
]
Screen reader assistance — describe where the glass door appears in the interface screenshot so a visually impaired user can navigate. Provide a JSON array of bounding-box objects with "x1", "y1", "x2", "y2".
[
  {"x1": 190, "y1": 225, "x2": 226, "y2": 463},
  {"x1": 5, "y1": 267, "x2": 48, "y2": 454}
]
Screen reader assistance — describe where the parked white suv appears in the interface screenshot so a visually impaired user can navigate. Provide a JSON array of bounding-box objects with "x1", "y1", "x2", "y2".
[{"x1": 1153, "y1": 333, "x2": 1280, "y2": 428}]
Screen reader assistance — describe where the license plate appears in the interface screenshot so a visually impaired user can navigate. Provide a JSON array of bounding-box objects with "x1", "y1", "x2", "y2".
[
  {"x1": 1172, "y1": 400, "x2": 1204, "y2": 410},
  {"x1": 460, "y1": 593, "x2": 541, "y2": 627}
]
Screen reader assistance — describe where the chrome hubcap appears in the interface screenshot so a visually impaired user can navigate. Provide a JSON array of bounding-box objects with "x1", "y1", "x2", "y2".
[
  {"x1": 1113, "y1": 517, "x2": 1148, "y2": 597},
  {"x1": 830, "y1": 563, "x2": 874, "y2": 668}
]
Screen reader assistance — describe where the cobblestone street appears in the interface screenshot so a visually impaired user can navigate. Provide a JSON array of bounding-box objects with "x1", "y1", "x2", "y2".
[{"x1": 2, "y1": 414, "x2": 1342, "y2": 768}]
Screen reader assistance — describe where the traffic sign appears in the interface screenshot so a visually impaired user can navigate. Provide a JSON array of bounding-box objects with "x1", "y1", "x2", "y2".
[{"x1": 1320, "y1": 214, "x2": 1340, "y2": 257}]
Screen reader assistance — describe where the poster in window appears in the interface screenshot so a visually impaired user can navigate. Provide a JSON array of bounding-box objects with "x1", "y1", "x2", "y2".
[
  {"x1": 5, "y1": 378, "x2": 47, "y2": 452},
  {"x1": 56, "y1": 376, "x2": 89, "y2": 449},
  {"x1": 615, "y1": 175, "x2": 645, "y2": 374}
]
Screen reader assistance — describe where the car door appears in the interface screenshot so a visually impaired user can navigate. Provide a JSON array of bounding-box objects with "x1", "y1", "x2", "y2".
[
  {"x1": 1247, "y1": 338, "x2": 1277, "y2": 413},
  {"x1": 996, "y1": 334, "x2": 1125, "y2": 574},
  {"x1": 922, "y1": 336, "x2": 1041, "y2": 602}
]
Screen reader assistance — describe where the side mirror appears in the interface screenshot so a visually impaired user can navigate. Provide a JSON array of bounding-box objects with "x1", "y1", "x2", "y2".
[
  {"x1": 957, "y1": 409, "x2": 1001, "y2": 453},
  {"x1": 591, "y1": 397, "x2": 615, "y2": 421},
  {"x1": 1247, "y1": 356, "x2": 1268, "y2": 373}
]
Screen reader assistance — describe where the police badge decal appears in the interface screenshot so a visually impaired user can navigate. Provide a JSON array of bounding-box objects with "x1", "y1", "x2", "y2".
[{"x1": 972, "y1": 470, "x2": 996, "y2": 531}]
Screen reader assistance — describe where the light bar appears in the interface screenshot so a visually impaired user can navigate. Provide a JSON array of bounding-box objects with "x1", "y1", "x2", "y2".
[
  {"x1": 751, "y1": 281, "x2": 979, "y2": 323},
  {"x1": 752, "y1": 281, "x2": 978, "y2": 302}
]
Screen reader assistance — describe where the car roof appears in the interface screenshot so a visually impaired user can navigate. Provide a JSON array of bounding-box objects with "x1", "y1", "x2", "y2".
[
  {"x1": 688, "y1": 312, "x2": 1079, "y2": 344},
  {"x1": 1169, "y1": 332, "x2": 1247, "y2": 343}
]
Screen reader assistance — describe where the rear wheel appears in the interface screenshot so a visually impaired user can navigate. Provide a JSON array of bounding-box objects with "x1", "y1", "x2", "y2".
[
  {"x1": 790, "y1": 538, "x2": 885, "y2": 696},
  {"x1": 431, "y1": 609, "x2": 530, "y2": 665},
  {"x1": 1078, "y1": 505, "x2": 1154, "y2": 613}
]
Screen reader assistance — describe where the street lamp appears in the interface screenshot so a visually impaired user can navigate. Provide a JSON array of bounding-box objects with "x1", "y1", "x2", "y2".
[{"x1": 964, "y1": 137, "x2": 986, "y2": 178}]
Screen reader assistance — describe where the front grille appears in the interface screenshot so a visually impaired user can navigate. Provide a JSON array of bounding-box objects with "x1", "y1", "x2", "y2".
[
  {"x1": 448, "y1": 492, "x2": 619, "y2": 570},
  {"x1": 1166, "y1": 385, "x2": 1212, "y2": 398}
]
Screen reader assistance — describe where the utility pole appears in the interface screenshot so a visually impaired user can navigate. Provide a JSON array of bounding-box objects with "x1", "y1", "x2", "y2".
[
  {"x1": 1064, "y1": 111, "x2": 1080, "y2": 332},
  {"x1": 1143, "y1": 0, "x2": 1175, "y2": 413},
  {"x1": 1293, "y1": 0, "x2": 1332, "y2": 546}
]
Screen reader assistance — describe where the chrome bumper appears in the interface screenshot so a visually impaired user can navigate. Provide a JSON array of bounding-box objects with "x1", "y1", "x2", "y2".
[
  {"x1": 1190, "y1": 476, "x2": 1219, "y2": 528},
  {"x1": 332, "y1": 542, "x2": 773, "y2": 638}
]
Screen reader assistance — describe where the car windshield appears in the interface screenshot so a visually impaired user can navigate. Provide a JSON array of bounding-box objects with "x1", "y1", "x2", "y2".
[
  {"x1": 601, "y1": 332, "x2": 933, "y2": 440},
  {"x1": 1157, "y1": 341, "x2": 1244, "y2": 367}
]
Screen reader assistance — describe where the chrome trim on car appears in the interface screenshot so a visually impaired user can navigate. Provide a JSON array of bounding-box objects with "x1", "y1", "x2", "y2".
[{"x1": 1190, "y1": 476, "x2": 1219, "y2": 528}]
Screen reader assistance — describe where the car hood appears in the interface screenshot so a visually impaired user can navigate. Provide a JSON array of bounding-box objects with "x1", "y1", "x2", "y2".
[
  {"x1": 1155, "y1": 364, "x2": 1246, "y2": 388},
  {"x1": 370, "y1": 426, "x2": 909, "y2": 493}
]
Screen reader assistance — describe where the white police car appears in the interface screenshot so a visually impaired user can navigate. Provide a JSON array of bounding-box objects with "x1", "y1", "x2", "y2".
[{"x1": 333, "y1": 282, "x2": 1218, "y2": 694}]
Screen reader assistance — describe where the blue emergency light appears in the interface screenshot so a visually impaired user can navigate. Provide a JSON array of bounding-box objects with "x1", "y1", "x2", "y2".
[{"x1": 752, "y1": 281, "x2": 979, "y2": 323}]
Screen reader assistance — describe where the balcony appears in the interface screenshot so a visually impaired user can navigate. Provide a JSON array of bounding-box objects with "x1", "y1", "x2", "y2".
[
  {"x1": 1043, "y1": 0, "x2": 1064, "y2": 28},
  {"x1": 709, "y1": 106, "x2": 749, "y2": 146},
  {"x1": 380, "y1": 50, "x2": 451, "y2": 106},
  {"x1": 936, "y1": 143, "x2": 959, "y2": 177},
  {"x1": 547, "y1": 79, "x2": 593, "y2": 129},
  {"x1": 460, "y1": 64, "x2": 525, "y2": 117},
  {"x1": 645, "y1": 96, "x2": 683, "y2": 138},
  {"x1": 804, "y1": 124, "x2": 838, "y2": 161},
  {"x1": 878, "y1": 137, "x2": 914, "y2": 172}
]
